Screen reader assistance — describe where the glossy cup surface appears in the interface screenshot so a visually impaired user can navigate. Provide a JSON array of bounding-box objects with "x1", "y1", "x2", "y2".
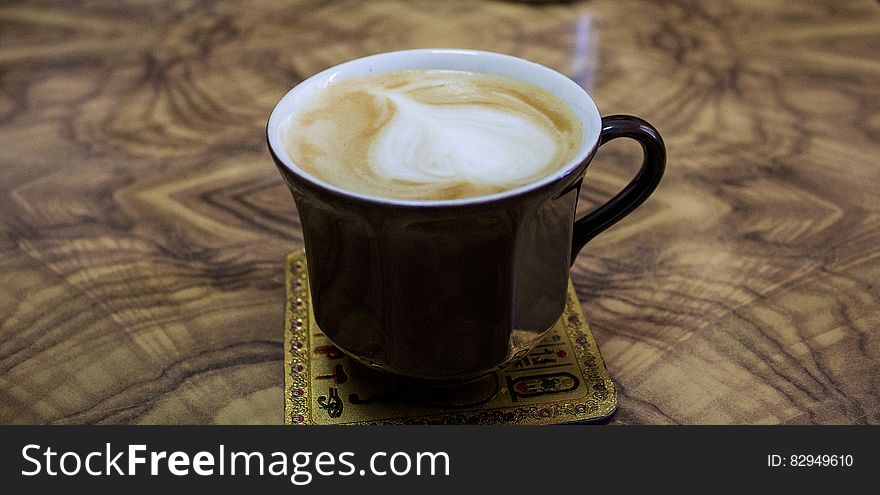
[{"x1": 268, "y1": 49, "x2": 602, "y2": 381}]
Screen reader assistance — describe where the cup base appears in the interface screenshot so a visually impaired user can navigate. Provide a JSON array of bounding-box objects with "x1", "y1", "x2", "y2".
[
  {"x1": 361, "y1": 364, "x2": 501, "y2": 409},
  {"x1": 284, "y1": 249, "x2": 617, "y2": 425}
]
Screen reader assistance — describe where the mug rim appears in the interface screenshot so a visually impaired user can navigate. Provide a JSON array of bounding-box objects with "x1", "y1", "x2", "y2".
[{"x1": 267, "y1": 48, "x2": 602, "y2": 207}]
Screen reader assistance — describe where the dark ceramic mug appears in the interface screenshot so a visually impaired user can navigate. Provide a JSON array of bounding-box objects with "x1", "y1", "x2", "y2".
[{"x1": 268, "y1": 49, "x2": 665, "y2": 382}]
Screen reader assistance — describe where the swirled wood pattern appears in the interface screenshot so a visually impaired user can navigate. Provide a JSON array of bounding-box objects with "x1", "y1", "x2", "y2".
[{"x1": 1, "y1": 0, "x2": 878, "y2": 424}]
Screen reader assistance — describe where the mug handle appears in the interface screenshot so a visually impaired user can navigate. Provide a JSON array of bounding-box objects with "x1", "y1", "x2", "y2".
[{"x1": 571, "y1": 115, "x2": 666, "y2": 265}]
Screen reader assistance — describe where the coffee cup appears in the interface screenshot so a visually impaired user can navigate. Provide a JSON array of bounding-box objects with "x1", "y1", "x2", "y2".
[{"x1": 267, "y1": 49, "x2": 665, "y2": 382}]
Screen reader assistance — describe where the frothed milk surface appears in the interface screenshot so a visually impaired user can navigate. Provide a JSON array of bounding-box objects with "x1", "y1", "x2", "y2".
[{"x1": 283, "y1": 70, "x2": 582, "y2": 200}]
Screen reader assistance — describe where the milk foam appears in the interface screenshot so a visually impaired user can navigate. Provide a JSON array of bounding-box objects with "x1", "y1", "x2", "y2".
[
  {"x1": 370, "y1": 92, "x2": 558, "y2": 186},
  {"x1": 284, "y1": 70, "x2": 582, "y2": 200}
]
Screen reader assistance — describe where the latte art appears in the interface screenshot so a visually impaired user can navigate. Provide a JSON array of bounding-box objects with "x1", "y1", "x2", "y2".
[
  {"x1": 284, "y1": 70, "x2": 582, "y2": 200},
  {"x1": 371, "y1": 92, "x2": 557, "y2": 185}
]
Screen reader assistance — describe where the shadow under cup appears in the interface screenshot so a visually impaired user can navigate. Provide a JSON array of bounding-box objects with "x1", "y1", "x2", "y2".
[{"x1": 268, "y1": 49, "x2": 665, "y2": 383}]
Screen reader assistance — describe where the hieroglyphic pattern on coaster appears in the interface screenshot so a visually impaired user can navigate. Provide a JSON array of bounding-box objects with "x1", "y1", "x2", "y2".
[{"x1": 283, "y1": 249, "x2": 616, "y2": 425}]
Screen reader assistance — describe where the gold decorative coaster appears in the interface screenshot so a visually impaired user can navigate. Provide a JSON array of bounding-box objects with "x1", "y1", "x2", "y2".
[{"x1": 283, "y1": 249, "x2": 616, "y2": 425}]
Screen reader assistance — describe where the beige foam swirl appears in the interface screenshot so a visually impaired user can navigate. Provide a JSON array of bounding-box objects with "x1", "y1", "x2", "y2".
[{"x1": 284, "y1": 70, "x2": 582, "y2": 200}]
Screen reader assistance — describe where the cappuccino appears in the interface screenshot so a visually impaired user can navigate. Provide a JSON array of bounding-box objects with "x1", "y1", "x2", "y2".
[{"x1": 283, "y1": 69, "x2": 582, "y2": 200}]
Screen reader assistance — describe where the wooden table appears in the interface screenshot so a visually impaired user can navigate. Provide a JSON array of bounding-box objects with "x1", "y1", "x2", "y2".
[{"x1": 1, "y1": 0, "x2": 878, "y2": 424}]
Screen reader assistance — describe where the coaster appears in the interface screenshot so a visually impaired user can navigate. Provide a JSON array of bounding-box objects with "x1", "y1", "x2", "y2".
[{"x1": 283, "y1": 249, "x2": 617, "y2": 425}]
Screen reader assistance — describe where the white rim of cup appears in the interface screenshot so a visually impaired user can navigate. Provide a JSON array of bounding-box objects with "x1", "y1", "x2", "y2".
[{"x1": 267, "y1": 48, "x2": 603, "y2": 207}]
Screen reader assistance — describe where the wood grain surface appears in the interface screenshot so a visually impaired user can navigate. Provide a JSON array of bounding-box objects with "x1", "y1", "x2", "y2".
[{"x1": 1, "y1": 0, "x2": 878, "y2": 424}]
